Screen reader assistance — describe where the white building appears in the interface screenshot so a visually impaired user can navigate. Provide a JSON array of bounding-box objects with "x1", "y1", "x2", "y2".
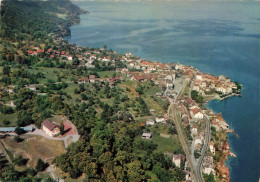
[
  {"x1": 190, "y1": 108, "x2": 204, "y2": 119},
  {"x1": 155, "y1": 117, "x2": 166, "y2": 123},
  {"x1": 194, "y1": 136, "x2": 203, "y2": 146},
  {"x1": 146, "y1": 119, "x2": 155, "y2": 126},
  {"x1": 191, "y1": 126, "x2": 198, "y2": 136},
  {"x1": 209, "y1": 141, "x2": 215, "y2": 155}
]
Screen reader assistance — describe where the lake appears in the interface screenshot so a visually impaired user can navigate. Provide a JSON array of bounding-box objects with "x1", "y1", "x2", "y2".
[{"x1": 66, "y1": 1, "x2": 260, "y2": 181}]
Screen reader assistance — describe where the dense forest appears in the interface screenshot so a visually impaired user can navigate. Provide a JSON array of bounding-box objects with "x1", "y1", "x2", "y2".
[{"x1": 0, "y1": 0, "x2": 84, "y2": 42}]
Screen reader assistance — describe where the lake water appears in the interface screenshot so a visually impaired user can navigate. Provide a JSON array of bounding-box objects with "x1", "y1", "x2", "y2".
[{"x1": 66, "y1": 1, "x2": 260, "y2": 181}]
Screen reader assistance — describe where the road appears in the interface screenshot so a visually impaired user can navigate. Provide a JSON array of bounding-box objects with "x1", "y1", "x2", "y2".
[
  {"x1": 196, "y1": 115, "x2": 211, "y2": 182},
  {"x1": 167, "y1": 76, "x2": 211, "y2": 182},
  {"x1": 187, "y1": 74, "x2": 212, "y2": 182},
  {"x1": 25, "y1": 128, "x2": 80, "y2": 148},
  {"x1": 0, "y1": 126, "x2": 80, "y2": 148},
  {"x1": 167, "y1": 78, "x2": 199, "y2": 182},
  {"x1": 169, "y1": 103, "x2": 199, "y2": 182}
]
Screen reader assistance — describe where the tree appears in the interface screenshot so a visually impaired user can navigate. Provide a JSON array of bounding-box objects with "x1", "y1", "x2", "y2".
[
  {"x1": 60, "y1": 122, "x2": 65, "y2": 135},
  {"x1": 3, "y1": 119, "x2": 10, "y2": 125},
  {"x1": 191, "y1": 90, "x2": 204, "y2": 104},
  {"x1": 13, "y1": 155, "x2": 28, "y2": 166},
  {"x1": 14, "y1": 136, "x2": 24, "y2": 143},
  {"x1": 81, "y1": 93, "x2": 88, "y2": 100},
  {"x1": 203, "y1": 172, "x2": 216, "y2": 182},
  {"x1": 1, "y1": 106, "x2": 14, "y2": 114},
  {"x1": 136, "y1": 84, "x2": 144, "y2": 95},
  {"x1": 17, "y1": 111, "x2": 32, "y2": 126},
  {"x1": 168, "y1": 127, "x2": 177, "y2": 135},
  {"x1": 35, "y1": 158, "x2": 48, "y2": 172},
  {"x1": 3, "y1": 65, "x2": 11, "y2": 75},
  {"x1": 15, "y1": 127, "x2": 26, "y2": 135},
  {"x1": 194, "y1": 151, "x2": 201, "y2": 159},
  {"x1": 69, "y1": 169, "x2": 81, "y2": 179}
]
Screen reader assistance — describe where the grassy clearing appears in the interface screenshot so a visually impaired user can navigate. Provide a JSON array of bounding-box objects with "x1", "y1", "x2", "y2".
[
  {"x1": 97, "y1": 71, "x2": 116, "y2": 78},
  {"x1": 63, "y1": 83, "x2": 80, "y2": 105},
  {"x1": 118, "y1": 81, "x2": 139, "y2": 98},
  {"x1": 2, "y1": 135, "x2": 66, "y2": 167},
  {"x1": 152, "y1": 134, "x2": 182, "y2": 154},
  {"x1": 149, "y1": 123, "x2": 169, "y2": 134},
  {"x1": 27, "y1": 67, "x2": 65, "y2": 83},
  {"x1": 0, "y1": 113, "x2": 17, "y2": 127}
]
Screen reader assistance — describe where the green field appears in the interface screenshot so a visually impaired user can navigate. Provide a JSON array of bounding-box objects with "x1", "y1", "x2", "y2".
[
  {"x1": 0, "y1": 113, "x2": 17, "y2": 127},
  {"x1": 152, "y1": 134, "x2": 182, "y2": 154}
]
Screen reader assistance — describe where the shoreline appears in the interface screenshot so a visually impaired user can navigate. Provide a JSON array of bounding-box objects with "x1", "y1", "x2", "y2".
[{"x1": 53, "y1": 2, "x2": 240, "y2": 181}]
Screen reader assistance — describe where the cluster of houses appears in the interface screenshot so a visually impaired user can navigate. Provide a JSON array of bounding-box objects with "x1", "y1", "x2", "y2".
[
  {"x1": 178, "y1": 98, "x2": 206, "y2": 151},
  {"x1": 27, "y1": 47, "x2": 74, "y2": 60},
  {"x1": 202, "y1": 155, "x2": 216, "y2": 175},
  {"x1": 173, "y1": 63, "x2": 238, "y2": 96},
  {"x1": 192, "y1": 72, "x2": 237, "y2": 95}
]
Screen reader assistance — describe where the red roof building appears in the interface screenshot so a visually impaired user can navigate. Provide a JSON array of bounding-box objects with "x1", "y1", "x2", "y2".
[{"x1": 42, "y1": 120, "x2": 60, "y2": 137}]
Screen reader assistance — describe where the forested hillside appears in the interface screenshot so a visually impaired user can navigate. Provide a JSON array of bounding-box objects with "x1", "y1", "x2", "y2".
[{"x1": 0, "y1": 0, "x2": 84, "y2": 42}]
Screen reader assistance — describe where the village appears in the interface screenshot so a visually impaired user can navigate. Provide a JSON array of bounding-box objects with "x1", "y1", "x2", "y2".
[{"x1": 0, "y1": 42, "x2": 241, "y2": 181}]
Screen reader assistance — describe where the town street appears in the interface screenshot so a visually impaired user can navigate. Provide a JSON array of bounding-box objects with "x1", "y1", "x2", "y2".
[{"x1": 167, "y1": 77, "x2": 199, "y2": 182}]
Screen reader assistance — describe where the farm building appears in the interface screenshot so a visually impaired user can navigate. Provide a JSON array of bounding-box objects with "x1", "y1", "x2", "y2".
[{"x1": 42, "y1": 120, "x2": 60, "y2": 137}]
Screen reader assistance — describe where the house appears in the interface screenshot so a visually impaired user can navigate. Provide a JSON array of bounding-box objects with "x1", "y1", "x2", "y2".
[
  {"x1": 216, "y1": 113, "x2": 229, "y2": 130},
  {"x1": 190, "y1": 108, "x2": 203, "y2": 119},
  {"x1": 203, "y1": 166, "x2": 215, "y2": 175},
  {"x1": 182, "y1": 117, "x2": 189, "y2": 128},
  {"x1": 156, "y1": 92, "x2": 163, "y2": 97},
  {"x1": 149, "y1": 109, "x2": 155, "y2": 113},
  {"x1": 191, "y1": 126, "x2": 198, "y2": 136},
  {"x1": 42, "y1": 120, "x2": 60, "y2": 137},
  {"x1": 90, "y1": 54, "x2": 97, "y2": 60},
  {"x1": 132, "y1": 75, "x2": 144, "y2": 82},
  {"x1": 172, "y1": 154, "x2": 185, "y2": 168},
  {"x1": 200, "y1": 82, "x2": 207, "y2": 88},
  {"x1": 196, "y1": 74, "x2": 203, "y2": 80},
  {"x1": 193, "y1": 84, "x2": 200, "y2": 92},
  {"x1": 146, "y1": 119, "x2": 155, "y2": 126},
  {"x1": 209, "y1": 141, "x2": 215, "y2": 154},
  {"x1": 142, "y1": 133, "x2": 152, "y2": 139},
  {"x1": 155, "y1": 117, "x2": 166, "y2": 123},
  {"x1": 194, "y1": 136, "x2": 203, "y2": 146},
  {"x1": 211, "y1": 121, "x2": 220, "y2": 131},
  {"x1": 89, "y1": 75, "x2": 96, "y2": 83},
  {"x1": 125, "y1": 52, "x2": 132, "y2": 57},
  {"x1": 68, "y1": 56, "x2": 73, "y2": 61},
  {"x1": 78, "y1": 77, "x2": 89, "y2": 84}
]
